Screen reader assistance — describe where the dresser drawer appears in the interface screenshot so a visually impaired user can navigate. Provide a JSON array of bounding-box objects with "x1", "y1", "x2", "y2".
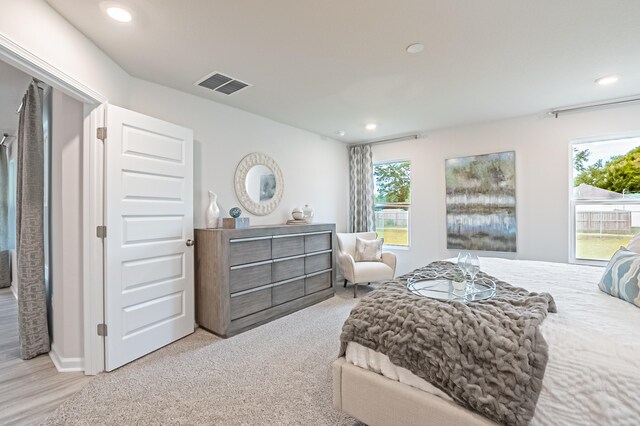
[
  {"x1": 305, "y1": 252, "x2": 332, "y2": 274},
  {"x1": 272, "y1": 235, "x2": 305, "y2": 258},
  {"x1": 272, "y1": 278, "x2": 305, "y2": 306},
  {"x1": 229, "y1": 238, "x2": 272, "y2": 266},
  {"x1": 230, "y1": 288, "x2": 272, "y2": 320},
  {"x1": 272, "y1": 256, "x2": 305, "y2": 282},
  {"x1": 305, "y1": 271, "x2": 332, "y2": 294},
  {"x1": 305, "y1": 232, "x2": 331, "y2": 253},
  {"x1": 229, "y1": 262, "x2": 272, "y2": 294}
]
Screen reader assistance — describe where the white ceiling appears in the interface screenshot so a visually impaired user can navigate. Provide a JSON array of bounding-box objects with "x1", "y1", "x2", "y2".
[
  {"x1": 46, "y1": 0, "x2": 640, "y2": 142},
  {"x1": 0, "y1": 60, "x2": 31, "y2": 142}
]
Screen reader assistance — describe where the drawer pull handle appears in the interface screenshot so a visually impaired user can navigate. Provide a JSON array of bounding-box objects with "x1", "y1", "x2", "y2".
[
  {"x1": 230, "y1": 259, "x2": 273, "y2": 270},
  {"x1": 273, "y1": 233, "x2": 306, "y2": 239},
  {"x1": 305, "y1": 268, "x2": 332, "y2": 278},
  {"x1": 304, "y1": 231, "x2": 332, "y2": 236},
  {"x1": 229, "y1": 236, "x2": 273, "y2": 243},
  {"x1": 273, "y1": 254, "x2": 306, "y2": 262},
  {"x1": 306, "y1": 249, "x2": 332, "y2": 256},
  {"x1": 231, "y1": 276, "x2": 306, "y2": 297}
]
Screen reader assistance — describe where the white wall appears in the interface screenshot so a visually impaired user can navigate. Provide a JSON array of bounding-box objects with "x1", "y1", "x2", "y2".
[
  {"x1": 0, "y1": 0, "x2": 130, "y2": 105},
  {"x1": 374, "y1": 104, "x2": 640, "y2": 275},
  {"x1": 128, "y1": 78, "x2": 350, "y2": 232},
  {"x1": 50, "y1": 89, "x2": 84, "y2": 367}
]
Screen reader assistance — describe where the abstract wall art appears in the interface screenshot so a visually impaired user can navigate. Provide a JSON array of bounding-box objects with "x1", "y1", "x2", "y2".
[{"x1": 445, "y1": 151, "x2": 516, "y2": 252}]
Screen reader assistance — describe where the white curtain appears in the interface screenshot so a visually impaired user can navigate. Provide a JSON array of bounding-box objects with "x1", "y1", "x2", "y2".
[
  {"x1": 16, "y1": 81, "x2": 50, "y2": 359},
  {"x1": 348, "y1": 144, "x2": 375, "y2": 233}
]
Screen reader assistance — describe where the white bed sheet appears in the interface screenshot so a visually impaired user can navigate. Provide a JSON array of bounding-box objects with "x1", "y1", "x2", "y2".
[{"x1": 345, "y1": 258, "x2": 640, "y2": 425}]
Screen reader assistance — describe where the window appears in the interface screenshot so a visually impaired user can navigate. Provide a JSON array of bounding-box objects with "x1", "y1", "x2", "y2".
[
  {"x1": 571, "y1": 135, "x2": 640, "y2": 263},
  {"x1": 373, "y1": 160, "x2": 411, "y2": 247}
]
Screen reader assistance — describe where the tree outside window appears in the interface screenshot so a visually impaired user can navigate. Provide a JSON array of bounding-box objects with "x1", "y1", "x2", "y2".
[
  {"x1": 373, "y1": 161, "x2": 411, "y2": 247},
  {"x1": 571, "y1": 137, "x2": 640, "y2": 262}
]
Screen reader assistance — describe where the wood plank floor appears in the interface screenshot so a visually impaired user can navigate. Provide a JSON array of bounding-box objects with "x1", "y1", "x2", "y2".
[{"x1": 0, "y1": 288, "x2": 92, "y2": 425}]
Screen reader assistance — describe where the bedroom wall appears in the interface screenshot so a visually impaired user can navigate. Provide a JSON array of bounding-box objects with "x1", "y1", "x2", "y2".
[
  {"x1": 128, "y1": 78, "x2": 350, "y2": 232},
  {"x1": 374, "y1": 104, "x2": 640, "y2": 275},
  {"x1": 50, "y1": 89, "x2": 84, "y2": 369},
  {"x1": 0, "y1": 0, "x2": 130, "y2": 105}
]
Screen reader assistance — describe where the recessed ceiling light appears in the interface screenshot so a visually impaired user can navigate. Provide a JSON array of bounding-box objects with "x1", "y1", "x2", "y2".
[
  {"x1": 106, "y1": 6, "x2": 132, "y2": 22},
  {"x1": 335, "y1": 131, "x2": 346, "y2": 137},
  {"x1": 365, "y1": 123, "x2": 377, "y2": 131},
  {"x1": 595, "y1": 75, "x2": 619, "y2": 85},
  {"x1": 406, "y1": 43, "x2": 424, "y2": 54}
]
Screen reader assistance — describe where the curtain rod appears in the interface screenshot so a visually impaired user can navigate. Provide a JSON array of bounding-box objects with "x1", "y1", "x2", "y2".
[
  {"x1": 1, "y1": 133, "x2": 12, "y2": 146},
  {"x1": 549, "y1": 95, "x2": 640, "y2": 117},
  {"x1": 16, "y1": 79, "x2": 47, "y2": 114},
  {"x1": 353, "y1": 133, "x2": 421, "y2": 147}
]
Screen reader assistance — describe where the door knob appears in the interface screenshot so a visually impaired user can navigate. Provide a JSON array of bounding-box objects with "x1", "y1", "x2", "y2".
[{"x1": 186, "y1": 239, "x2": 195, "y2": 247}]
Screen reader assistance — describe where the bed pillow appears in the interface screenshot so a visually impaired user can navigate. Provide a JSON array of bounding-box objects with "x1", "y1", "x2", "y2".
[
  {"x1": 354, "y1": 237, "x2": 383, "y2": 262},
  {"x1": 626, "y1": 233, "x2": 640, "y2": 254},
  {"x1": 599, "y1": 247, "x2": 640, "y2": 308}
]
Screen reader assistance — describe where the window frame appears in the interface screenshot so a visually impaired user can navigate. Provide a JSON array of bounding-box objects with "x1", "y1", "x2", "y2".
[
  {"x1": 373, "y1": 159, "x2": 412, "y2": 249},
  {"x1": 569, "y1": 132, "x2": 640, "y2": 266}
]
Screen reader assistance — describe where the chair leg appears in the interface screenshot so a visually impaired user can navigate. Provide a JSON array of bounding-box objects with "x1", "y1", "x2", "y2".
[
  {"x1": 343, "y1": 279, "x2": 348, "y2": 288},
  {"x1": 353, "y1": 282, "x2": 358, "y2": 298}
]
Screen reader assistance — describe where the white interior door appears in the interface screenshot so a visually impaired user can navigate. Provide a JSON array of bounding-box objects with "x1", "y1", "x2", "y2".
[{"x1": 104, "y1": 104, "x2": 194, "y2": 371}]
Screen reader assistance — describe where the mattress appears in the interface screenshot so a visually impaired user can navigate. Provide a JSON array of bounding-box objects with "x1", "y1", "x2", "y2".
[{"x1": 345, "y1": 258, "x2": 640, "y2": 425}]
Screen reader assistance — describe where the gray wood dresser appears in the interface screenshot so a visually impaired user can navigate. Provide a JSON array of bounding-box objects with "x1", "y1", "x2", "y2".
[{"x1": 194, "y1": 223, "x2": 336, "y2": 336}]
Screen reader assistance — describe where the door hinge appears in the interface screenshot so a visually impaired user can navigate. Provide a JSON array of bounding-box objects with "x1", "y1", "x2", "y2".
[
  {"x1": 97, "y1": 126, "x2": 107, "y2": 141},
  {"x1": 96, "y1": 225, "x2": 107, "y2": 239},
  {"x1": 97, "y1": 323, "x2": 108, "y2": 336}
]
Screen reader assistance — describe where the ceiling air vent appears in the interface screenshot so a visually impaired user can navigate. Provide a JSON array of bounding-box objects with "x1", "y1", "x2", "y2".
[{"x1": 195, "y1": 72, "x2": 250, "y2": 95}]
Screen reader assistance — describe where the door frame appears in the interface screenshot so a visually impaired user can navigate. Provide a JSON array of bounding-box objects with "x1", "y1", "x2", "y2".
[{"x1": 0, "y1": 33, "x2": 107, "y2": 375}]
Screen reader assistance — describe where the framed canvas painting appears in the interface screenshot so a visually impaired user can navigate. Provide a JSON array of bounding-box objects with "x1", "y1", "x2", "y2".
[{"x1": 445, "y1": 151, "x2": 516, "y2": 252}]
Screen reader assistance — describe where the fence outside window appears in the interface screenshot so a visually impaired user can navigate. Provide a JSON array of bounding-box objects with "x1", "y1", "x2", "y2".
[
  {"x1": 374, "y1": 206, "x2": 409, "y2": 229},
  {"x1": 373, "y1": 160, "x2": 411, "y2": 247},
  {"x1": 576, "y1": 210, "x2": 631, "y2": 234}
]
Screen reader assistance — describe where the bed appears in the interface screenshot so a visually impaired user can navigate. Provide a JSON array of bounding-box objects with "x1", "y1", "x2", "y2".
[{"x1": 333, "y1": 258, "x2": 640, "y2": 425}]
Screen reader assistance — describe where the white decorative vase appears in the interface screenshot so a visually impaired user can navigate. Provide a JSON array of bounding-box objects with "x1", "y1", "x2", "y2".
[
  {"x1": 205, "y1": 191, "x2": 220, "y2": 229},
  {"x1": 303, "y1": 204, "x2": 315, "y2": 223}
]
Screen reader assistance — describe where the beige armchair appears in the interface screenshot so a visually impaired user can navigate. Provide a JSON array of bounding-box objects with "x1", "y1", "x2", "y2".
[{"x1": 336, "y1": 232, "x2": 397, "y2": 297}]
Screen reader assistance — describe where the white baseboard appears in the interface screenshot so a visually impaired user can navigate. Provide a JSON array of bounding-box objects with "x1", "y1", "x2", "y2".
[{"x1": 49, "y1": 343, "x2": 84, "y2": 372}]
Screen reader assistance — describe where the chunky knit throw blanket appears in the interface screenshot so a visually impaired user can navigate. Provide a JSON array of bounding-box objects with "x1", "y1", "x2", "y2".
[{"x1": 339, "y1": 261, "x2": 557, "y2": 425}]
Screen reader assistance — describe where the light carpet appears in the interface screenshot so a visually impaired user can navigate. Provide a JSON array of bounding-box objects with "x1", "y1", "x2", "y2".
[{"x1": 44, "y1": 288, "x2": 368, "y2": 425}]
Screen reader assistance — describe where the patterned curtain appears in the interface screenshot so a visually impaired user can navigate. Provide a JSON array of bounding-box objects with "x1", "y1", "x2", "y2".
[
  {"x1": 348, "y1": 144, "x2": 375, "y2": 233},
  {"x1": 0, "y1": 144, "x2": 9, "y2": 288},
  {"x1": 16, "y1": 81, "x2": 50, "y2": 359}
]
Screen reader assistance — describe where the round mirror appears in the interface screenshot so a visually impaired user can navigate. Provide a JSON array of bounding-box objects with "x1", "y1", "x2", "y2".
[
  {"x1": 234, "y1": 153, "x2": 283, "y2": 215},
  {"x1": 245, "y1": 164, "x2": 276, "y2": 203}
]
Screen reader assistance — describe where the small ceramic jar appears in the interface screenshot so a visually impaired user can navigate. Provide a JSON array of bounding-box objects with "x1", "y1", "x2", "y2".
[{"x1": 292, "y1": 208, "x2": 304, "y2": 220}]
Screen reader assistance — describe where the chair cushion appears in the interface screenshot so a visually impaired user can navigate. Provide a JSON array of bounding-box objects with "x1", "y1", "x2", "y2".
[
  {"x1": 353, "y1": 261, "x2": 394, "y2": 283},
  {"x1": 355, "y1": 237, "x2": 383, "y2": 262},
  {"x1": 337, "y1": 232, "x2": 377, "y2": 258}
]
